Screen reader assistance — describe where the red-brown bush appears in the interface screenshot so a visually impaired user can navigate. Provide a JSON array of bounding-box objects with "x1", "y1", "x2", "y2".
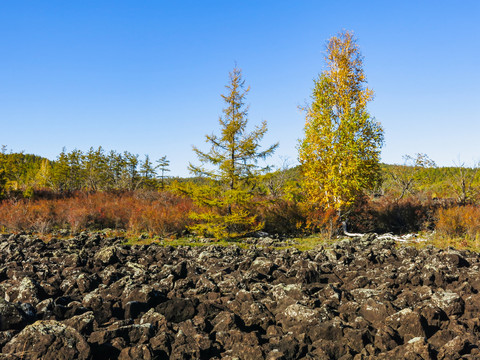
[
  {"x1": 348, "y1": 195, "x2": 437, "y2": 234},
  {"x1": 0, "y1": 191, "x2": 194, "y2": 236},
  {"x1": 435, "y1": 205, "x2": 480, "y2": 239}
]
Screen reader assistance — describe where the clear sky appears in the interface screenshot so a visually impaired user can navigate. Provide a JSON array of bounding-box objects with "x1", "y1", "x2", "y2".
[{"x1": 1, "y1": 1, "x2": 479, "y2": 176}]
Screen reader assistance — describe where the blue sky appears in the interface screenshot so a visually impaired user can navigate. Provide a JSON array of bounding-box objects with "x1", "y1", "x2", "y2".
[{"x1": 1, "y1": 1, "x2": 479, "y2": 176}]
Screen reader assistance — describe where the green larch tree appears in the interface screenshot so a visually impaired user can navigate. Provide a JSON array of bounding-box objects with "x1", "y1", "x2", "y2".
[
  {"x1": 0, "y1": 146, "x2": 7, "y2": 197},
  {"x1": 51, "y1": 148, "x2": 71, "y2": 193},
  {"x1": 139, "y1": 154, "x2": 157, "y2": 189},
  {"x1": 106, "y1": 150, "x2": 125, "y2": 190},
  {"x1": 299, "y1": 30, "x2": 384, "y2": 230},
  {"x1": 66, "y1": 149, "x2": 84, "y2": 192},
  {"x1": 83, "y1": 147, "x2": 109, "y2": 192},
  {"x1": 156, "y1": 155, "x2": 170, "y2": 190},
  {"x1": 187, "y1": 66, "x2": 278, "y2": 238},
  {"x1": 120, "y1": 151, "x2": 140, "y2": 191},
  {"x1": 51, "y1": 148, "x2": 85, "y2": 193}
]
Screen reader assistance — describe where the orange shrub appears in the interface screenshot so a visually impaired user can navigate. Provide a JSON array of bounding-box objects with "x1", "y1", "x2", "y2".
[
  {"x1": 0, "y1": 191, "x2": 195, "y2": 236},
  {"x1": 128, "y1": 193, "x2": 194, "y2": 236},
  {"x1": 303, "y1": 206, "x2": 339, "y2": 238},
  {"x1": 25, "y1": 201, "x2": 57, "y2": 234},
  {"x1": 0, "y1": 200, "x2": 30, "y2": 231},
  {"x1": 436, "y1": 205, "x2": 480, "y2": 239}
]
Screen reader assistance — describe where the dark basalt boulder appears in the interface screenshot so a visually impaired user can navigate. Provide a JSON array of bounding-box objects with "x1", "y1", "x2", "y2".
[
  {"x1": 0, "y1": 299, "x2": 35, "y2": 331},
  {"x1": 2, "y1": 320, "x2": 90, "y2": 360}
]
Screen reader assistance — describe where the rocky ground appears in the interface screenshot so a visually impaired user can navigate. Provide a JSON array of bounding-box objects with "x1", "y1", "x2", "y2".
[{"x1": 0, "y1": 233, "x2": 479, "y2": 359}]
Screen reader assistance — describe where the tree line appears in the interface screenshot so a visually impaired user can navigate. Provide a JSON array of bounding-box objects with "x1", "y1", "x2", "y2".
[{"x1": 0, "y1": 146, "x2": 170, "y2": 196}]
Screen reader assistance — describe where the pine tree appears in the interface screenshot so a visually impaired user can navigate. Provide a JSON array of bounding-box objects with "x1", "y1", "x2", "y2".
[
  {"x1": 0, "y1": 146, "x2": 7, "y2": 197},
  {"x1": 120, "y1": 151, "x2": 140, "y2": 191},
  {"x1": 156, "y1": 156, "x2": 170, "y2": 190},
  {"x1": 299, "y1": 31, "x2": 384, "y2": 228},
  {"x1": 51, "y1": 148, "x2": 71, "y2": 193},
  {"x1": 139, "y1": 154, "x2": 157, "y2": 189},
  {"x1": 187, "y1": 66, "x2": 278, "y2": 239},
  {"x1": 83, "y1": 147, "x2": 109, "y2": 192},
  {"x1": 106, "y1": 150, "x2": 125, "y2": 190}
]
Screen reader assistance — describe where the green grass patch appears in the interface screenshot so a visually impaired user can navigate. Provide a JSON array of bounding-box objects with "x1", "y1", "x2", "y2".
[{"x1": 123, "y1": 235, "x2": 253, "y2": 249}]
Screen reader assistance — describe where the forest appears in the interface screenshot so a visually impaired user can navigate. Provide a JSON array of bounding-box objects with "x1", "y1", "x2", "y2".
[{"x1": 1, "y1": 31, "x2": 479, "y2": 249}]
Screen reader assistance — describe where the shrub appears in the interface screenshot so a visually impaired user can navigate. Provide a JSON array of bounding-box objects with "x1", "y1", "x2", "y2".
[
  {"x1": 26, "y1": 201, "x2": 56, "y2": 233},
  {"x1": 128, "y1": 192, "x2": 194, "y2": 236},
  {"x1": 0, "y1": 199, "x2": 30, "y2": 232},
  {"x1": 435, "y1": 205, "x2": 480, "y2": 239},
  {"x1": 348, "y1": 195, "x2": 437, "y2": 234},
  {"x1": 255, "y1": 199, "x2": 306, "y2": 236},
  {"x1": 0, "y1": 190, "x2": 194, "y2": 236},
  {"x1": 303, "y1": 207, "x2": 339, "y2": 238}
]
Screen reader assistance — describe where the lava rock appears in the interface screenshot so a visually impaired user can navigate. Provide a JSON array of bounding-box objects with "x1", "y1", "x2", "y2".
[{"x1": 2, "y1": 320, "x2": 90, "y2": 360}]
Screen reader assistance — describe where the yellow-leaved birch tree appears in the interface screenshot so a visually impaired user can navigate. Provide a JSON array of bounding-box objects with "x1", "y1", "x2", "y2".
[{"x1": 299, "y1": 31, "x2": 384, "y2": 231}]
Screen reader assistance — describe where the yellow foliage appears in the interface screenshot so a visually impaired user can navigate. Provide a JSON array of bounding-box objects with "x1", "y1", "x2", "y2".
[
  {"x1": 299, "y1": 30, "x2": 384, "y2": 218},
  {"x1": 189, "y1": 208, "x2": 263, "y2": 240}
]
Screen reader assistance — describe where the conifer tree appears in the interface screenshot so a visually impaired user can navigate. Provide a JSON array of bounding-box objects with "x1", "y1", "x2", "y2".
[
  {"x1": 156, "y1": 156, "x2": 170, "y2": 190},
  {"x1": 83, "y1": 147, "x2": 109, "y2": 192},
  {"x1": 51, "y1": 148, "x2": 72, "y2": 193},
  {"x1": 139, "y1": 154, "x2": 157, "y2": 189},
  {"x1": 120, "y1": 152, "x2": 140, "y2": 191},
  {"x1": 0, "y1": 146, "x2": 7, "y2": 197},
  {"x1": 106, "y1": 150, "x2": 125, "y2": 190},
  {"x1": 188, "y1": 66, "x2": 278, "y2": 238},
  {"x1": 299, "y1": 31, "x2": 384, "y2": 228}
]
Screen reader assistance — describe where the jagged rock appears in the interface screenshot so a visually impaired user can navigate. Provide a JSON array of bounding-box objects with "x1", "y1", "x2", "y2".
[
  {"x1": 0, "y1": 299, "x2": 35, "y2": 331},
  {"x1": 76, "y1": 273, "x2": 97, "y2": 294},
  {"x1": 280, "y1": 303, "x2": 318, "y2": 325},
  {"x1": 431, "y1": 290, "x2": 465, "y2": 317},
  {"x1": 416, "y1": 303, "x2": 448, "y2": 335},
  {"x1": 359, "y1": 298, "x2": 392, "y2": 324},
  {"x1": 94, "y1": 246, "x2": 118, "y2": 265},
  {"x1": 0, "y1": 330, "x2": 16, "y2": 349},
  {"x1": 155, "y1": 298, "x2": 197, "y2": 323},
  {"x1": 1, "y1": 320, "x2": 90, "y2": 360},
  {"x1": 139, "y1": 308, "x2": 167, "y2": 330},
  {"x1": 1, "y1": 232, "x2": 480, "y2": 358},
  {"x1": 4, "y1": 277, "x2": 42, "y2": 305},
  {"x1": 62, "y1": 311, "x2": 95, "y2": 334},
  {"x1": 118, "y1": 344, "x2": 154, "y2": 360},
  {"x1": 250, "y1": 257, "x2": 276, "y2": 276},
  {"x1": 437, "y1": 335, "x2": 474, "y2": 359},
  {"x1": 378, "y1": 336, "x2": 435, "y2": 360},
  {"x1": 311, "y1": 339, "x2": 355, "y2": 359},
  {"x1": 239, "y1": 301, "x2": 274, "y2": 331},
  {"x1": 374, "y1": 325, "x2": 402, "y2": 352},
  {"x1": 386, "y1": 308, "x2": 427, "y2": 341}
]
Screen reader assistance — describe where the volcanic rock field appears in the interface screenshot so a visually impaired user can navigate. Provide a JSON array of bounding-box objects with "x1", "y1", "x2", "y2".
[{"x1": 0, "y1": 233, "x2": 480, "y2": 359}]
